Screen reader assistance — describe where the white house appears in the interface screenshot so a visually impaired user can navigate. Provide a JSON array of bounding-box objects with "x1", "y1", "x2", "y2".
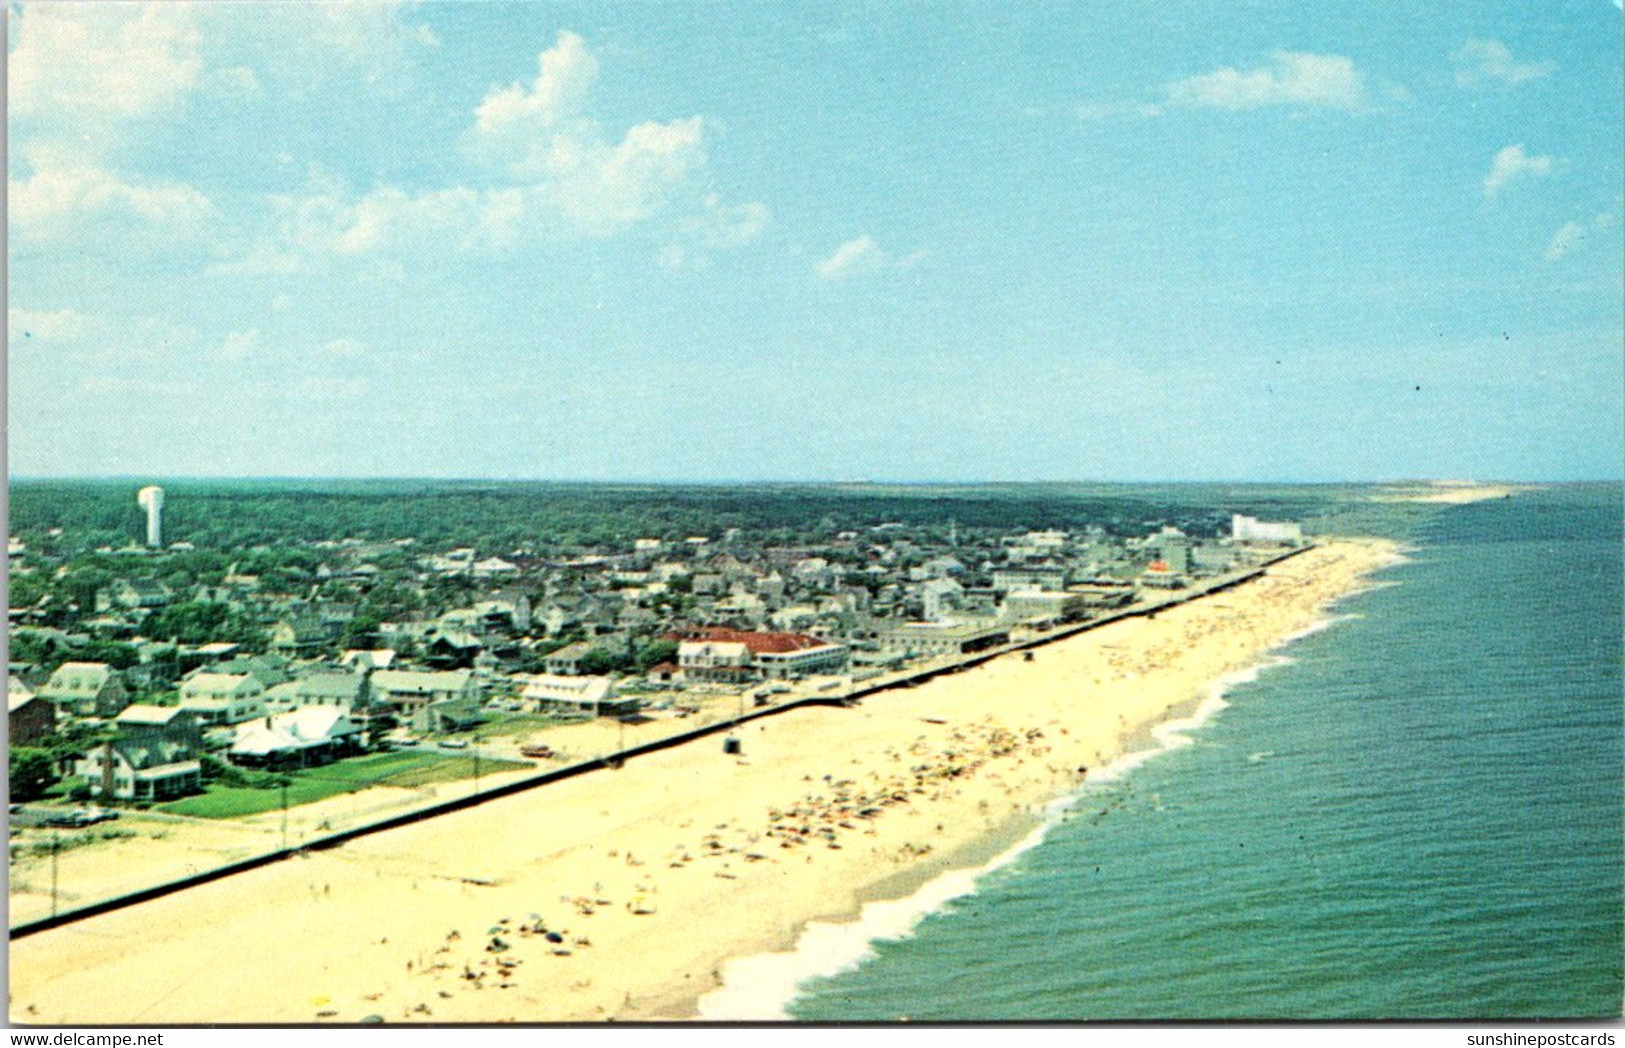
[
  {"x1": 179, "y1": 672, "x2": 268, "y2": 726},
  {"x1": 519, "y1": 674, "x2": 641, "y2": 718},
  {"x1": 369, "y1": 669, "x2": 481, "y2": 733},
  {"x1": 230, "y1": 708, "x2": 362, "y2": 766}
]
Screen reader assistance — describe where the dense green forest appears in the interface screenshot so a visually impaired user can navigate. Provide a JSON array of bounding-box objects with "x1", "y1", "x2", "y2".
[{"x1": 7, "y1": 478, "x2": 1445, "y2": 553}]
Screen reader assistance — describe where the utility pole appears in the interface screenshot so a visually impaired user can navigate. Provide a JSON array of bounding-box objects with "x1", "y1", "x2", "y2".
[
  {"x1": 280, "y1": 780, "x2": 289, "y2": 851},
  {"x1": 50, "y1": 828, "x2": 60, "y2": 919}
]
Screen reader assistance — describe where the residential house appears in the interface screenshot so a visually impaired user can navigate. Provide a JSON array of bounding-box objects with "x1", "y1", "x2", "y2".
[
  {"x1": 179, "y1": 672, "x2": 268, "y2": 726},
  {"x1": 472, "y1": 556, "x2": 520, "y2": 578},
  {"x1": 8, "y1": 678, "x2": 55, "y2": 745},
  {"x1": 425, "y1": 630, "x2": 484, "y2": 669},
  {"x1": 76, "y1": 706, "x2": 204, "y2": 801},
  {"x1": 110, "y1": 577, "x2": 173, "y2": 610},
  {"x1": 543, "y1": 640, "x2": 599, "y2": 676},
  {"x1": 369, "y1": 669, "x2": 481, "y2": 733},
  {"x1": 229, "y1": 707, "x2": 362, "y2": 768},
  {"x1": 269, "y1": 611, "x2": 341, "y2": 654},
  {"x1": 519, "y1": 674, "x2": 640, "y2": 718},
  {"x1": 339, "y1": 649, "x2": 397, "y2": 673},
  {"x1": 211, "y1": 654, "x2": 292, "y2": 689},
  {"x1": 37, "y1": 661, "x2": 129, "y2": 717},
  {"x1": 265, "y1": 672, "x2": 368, "y2": 712}
]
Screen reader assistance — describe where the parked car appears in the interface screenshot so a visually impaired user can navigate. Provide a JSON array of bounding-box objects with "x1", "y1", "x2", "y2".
[
  {"x1": 43, "y1": 808, "x2": 116, "y2": 828},
  {"x1": 440, "y1": 739, "x2": 469, "y2": 750},
  {"x1": 520, "y1": 744, "x2": 554, "y2": 759}
]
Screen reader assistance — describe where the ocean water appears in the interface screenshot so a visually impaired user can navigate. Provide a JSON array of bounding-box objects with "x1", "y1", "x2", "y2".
[{"x1": 737, "y1": 486, "x2": 1623, "y2": 1021}]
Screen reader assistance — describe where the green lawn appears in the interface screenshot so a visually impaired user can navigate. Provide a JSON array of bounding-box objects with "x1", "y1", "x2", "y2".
[
  {"x1": 157, "y1": 750, "x2": 528, "y2": 819},
  {"x1": 438, "y1": 712, "x2": 566, "y2": 740}
]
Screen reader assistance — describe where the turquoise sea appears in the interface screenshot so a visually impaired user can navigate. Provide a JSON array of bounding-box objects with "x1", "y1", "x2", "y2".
[{"x1": 727, "y1": 485, "x2": 1624, "y2": 1021}]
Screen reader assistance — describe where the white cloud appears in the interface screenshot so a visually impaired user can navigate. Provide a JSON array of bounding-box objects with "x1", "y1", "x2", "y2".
[
  {"x1": 8, "y1": 3, "x2": 204, "y2": 126},
  {"x1": 1453, "y1": 38, "x2": 1554, "y2": 88},
  {"x1": 224, "y1": 31, "x2": 765, "y2": 270},
  {"x1": 1544, "y1": 221, "x2": 1586, "y2": 262},
  {"x1": 1166, "y1": 52, "x2": 1366, "y2": 111},
  {"x1": 229, "y1": 1, "x2": 439, "y2": 95},
  {"x1": 464, "y1": 33, "x2": 719, "y2": 235},
  {"x1": 1483, "y1": 144, "x2": 1556, "y2": 198},
  {"x1": 471, "y1": 30, "x2": 600, "y2": 145},
  {"x1": 1544, "y1": 212, "x2": 1615, "y2": 262},
  {"x1": 661, "y1": 196, "x2": 772, "y2": 269},
  {"x1": 8, "y1": 164, "x2": 217, "y2": 246},
  {"x1": 817, "y1": 235, "x2": 890, "y2": 280}
]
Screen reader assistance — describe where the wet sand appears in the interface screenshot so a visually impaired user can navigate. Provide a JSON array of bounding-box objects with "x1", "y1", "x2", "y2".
[{"x1": 7, "y1": 539, "x2": 1400, "y2": 1025}]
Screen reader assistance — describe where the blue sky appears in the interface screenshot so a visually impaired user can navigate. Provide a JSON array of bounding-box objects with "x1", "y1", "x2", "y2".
[{"x1": 7, "y1": 1, "x2": 1622, "y2": 481}]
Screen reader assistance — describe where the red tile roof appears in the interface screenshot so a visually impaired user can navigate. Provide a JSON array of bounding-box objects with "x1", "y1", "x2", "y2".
[{"x1": 663, "y1": 627, "x2": 829, "y2": 655}]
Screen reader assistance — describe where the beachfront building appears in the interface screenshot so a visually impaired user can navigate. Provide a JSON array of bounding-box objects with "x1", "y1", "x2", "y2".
[
  {"x1": 1231, "y1": 515, "x2": 1304, "y2": 545},
  {"x1": 1190, "y1": 542, "x2": 1239, "y2": 574},
  {"x1": 920, "y1": 578, "x2": 966, "y2": 621},
  {"x1": 991, "y1": 564, "x2": 1069, "y2": 593},
  {"x1": 669, "y1": 628, "x2": 850, "y2": 682},
  {"x1": 369, "y1": 669, "x2": 482, "y2": 733},
  {"x1": 37, "y1": 661, "x2": 129, "y2": 718},
  {"x1": 76, "y1": 706, "x2": 204, "y2": 801},
  {"x1": 1144, "y1": 527, "x2": 1194, "y2": 574},
  {"x1": 179, "y1": 672, "x2": 268, "y2": 726},
  {"x1": 519, "y1": 674, "x2": 642, "y2": 718},
  {"x1": 876, "y1": 621, "x2": 1010, "y2": 659},
  {"x1": 229, "y1": 708, "x2": 363, "y2": 768},
  {"x1": 1001, "y1": 590, "x2": 1092, "y2": 625},
  {"x1": 1139, "y1": 561, "x2": 1188, "y2": 589}
]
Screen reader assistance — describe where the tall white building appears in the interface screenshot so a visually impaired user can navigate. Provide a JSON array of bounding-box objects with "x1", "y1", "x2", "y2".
[
  {"x1": 137, "y1": 486, "x2": 164, "y2": 547},
  {"x1": 1231, "y1": 514, "x2": 1303, "y2": 544}
]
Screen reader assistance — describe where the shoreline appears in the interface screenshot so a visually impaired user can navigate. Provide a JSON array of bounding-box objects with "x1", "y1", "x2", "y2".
[
  {"x1": 688, "y1": 584, "x2": 1377, "y2": 1022},
  {"x1": 8, "y1": 538, "x2": 1402, "y2": 1026}
]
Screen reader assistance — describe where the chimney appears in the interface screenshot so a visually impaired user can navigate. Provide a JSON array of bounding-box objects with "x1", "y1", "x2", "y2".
[{"x1": 102, "y1": 739, "x2": 116, "y2": 800}]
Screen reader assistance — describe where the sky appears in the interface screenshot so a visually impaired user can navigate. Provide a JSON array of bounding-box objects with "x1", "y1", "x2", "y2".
[{"x1": 6, "y1": 0, "x2": 1622, "y2": 482}]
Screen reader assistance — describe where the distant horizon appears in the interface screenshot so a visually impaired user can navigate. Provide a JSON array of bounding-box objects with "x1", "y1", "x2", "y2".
[{"x1": 5, "y1": 473, "x2": 1616, "y2": 487}]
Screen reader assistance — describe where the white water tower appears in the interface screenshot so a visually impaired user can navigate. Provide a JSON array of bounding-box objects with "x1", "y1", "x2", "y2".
[{"x1": 137, "y1": 486, "x2": 165, "y2": 547}]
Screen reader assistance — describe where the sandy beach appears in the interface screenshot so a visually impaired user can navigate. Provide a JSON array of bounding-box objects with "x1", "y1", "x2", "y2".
[
  {"x1": 1369, "y1": 481, "x2": 1524, "y2": 504},
  {"x1": 7, "y1": 538, "x2": 1400, "y2": 1025}
]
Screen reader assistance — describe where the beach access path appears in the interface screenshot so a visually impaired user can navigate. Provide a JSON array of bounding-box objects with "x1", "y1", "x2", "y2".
[{"x1": 8, "y1": 538, "x2": 1400, "y2": 1025}]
